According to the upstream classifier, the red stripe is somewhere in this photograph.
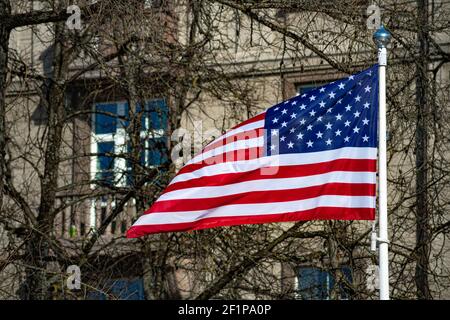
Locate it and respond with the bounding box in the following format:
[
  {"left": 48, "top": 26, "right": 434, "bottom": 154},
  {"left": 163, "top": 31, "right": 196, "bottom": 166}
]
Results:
[
  {"left": 166, "top": 159, "right": 376, "bottom": 194},
  {"left": 202, "top": 128, "right": 264, "bottom": 153},
  {"left": 179, "top": 147, "right": 264, "bottom": 175},
  {"left": 230, "top": 112, "right": 265, "bottom": 130},
  {"left": 148, "top": 183, "right": 375, "bottom": 213},
  {"left": 127, "top": 207, "right": 375, "bottom": 237}
]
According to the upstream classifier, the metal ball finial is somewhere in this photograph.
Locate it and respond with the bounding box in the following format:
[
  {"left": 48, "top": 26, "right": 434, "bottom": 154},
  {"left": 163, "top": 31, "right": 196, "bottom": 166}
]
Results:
[{"left": 373, "top": 25, "right": 391, "bottom": 48}]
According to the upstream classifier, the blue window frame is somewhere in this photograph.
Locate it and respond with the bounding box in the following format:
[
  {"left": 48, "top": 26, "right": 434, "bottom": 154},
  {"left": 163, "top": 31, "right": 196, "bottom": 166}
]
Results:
[{"left": 297, "top": 266, "right": 352, "bottom": 300}]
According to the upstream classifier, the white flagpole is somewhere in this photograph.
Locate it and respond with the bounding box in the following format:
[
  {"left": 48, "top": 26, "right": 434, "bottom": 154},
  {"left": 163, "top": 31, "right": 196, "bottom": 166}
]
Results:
[{"left": 373, "top": 25, "right": 391, "bottom": 300}]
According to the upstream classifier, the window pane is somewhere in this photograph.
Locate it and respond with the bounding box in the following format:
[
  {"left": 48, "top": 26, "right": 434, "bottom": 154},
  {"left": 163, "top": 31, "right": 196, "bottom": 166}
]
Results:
[
  {"left": 297, "top": 83, "right": 326, "bottom": 95},
  {"left": 148, "top": 137, "right": 168, "bottom": 165},
  {"left": 126, "top": 140, "right": 146, "bottom": 168},
  {"left": 146, "top": 99, "right": 168, "bottom": 130},
  {"left": 97, "top": 141, "right": 115, "bottom": 183},
  {"left": 95, "top": 103, "right": 117, "bottom": 134},
  {"left": 122, "top": 101, "right": 167, "bottom": 130},
  {"left": 297, "top": 266, "right": 353, "bottom": 300},
  {"left": 87, "top": 278, "right": 145, "bottom": 300},
  {"left": 298, "top": 267, "right": 324, "bottom": 300},
  {"left": 339, "top": 267, "right": 353, "bottom": 299}
]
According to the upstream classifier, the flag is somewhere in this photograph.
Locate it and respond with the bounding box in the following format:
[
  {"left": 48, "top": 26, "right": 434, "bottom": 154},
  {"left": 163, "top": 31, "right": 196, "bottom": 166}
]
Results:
[{"left": 127, "top": 65, "right": 379, "bottom": 238}]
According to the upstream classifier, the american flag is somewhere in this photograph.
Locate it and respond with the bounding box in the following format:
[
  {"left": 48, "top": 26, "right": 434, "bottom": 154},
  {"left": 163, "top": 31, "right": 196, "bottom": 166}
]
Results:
[{"left": 127, "top": 65, "right": 378, "bottom": 238}]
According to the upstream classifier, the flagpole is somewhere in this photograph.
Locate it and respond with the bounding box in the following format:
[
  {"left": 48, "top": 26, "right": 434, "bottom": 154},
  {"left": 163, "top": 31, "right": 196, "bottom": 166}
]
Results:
[{"left": 373, "top": 25, "right": 391, "bottom": 300}]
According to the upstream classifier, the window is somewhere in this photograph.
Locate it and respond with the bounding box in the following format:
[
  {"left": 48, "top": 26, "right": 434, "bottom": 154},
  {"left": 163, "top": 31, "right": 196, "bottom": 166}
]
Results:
[
  {"left": 296, "top": 83, "right": 326, "bottom": 95},
  {"left": 87, "top": 278, "right": 145, "bottom": 300},
  {"left": 90, "top": 99, "right": 168, "bottom": 230},
  {"left": 91, "top": 99, "right": 168, "bottom": 188},
  {"left": 296, "top": 266, "right": 352, "bottom": 300}
]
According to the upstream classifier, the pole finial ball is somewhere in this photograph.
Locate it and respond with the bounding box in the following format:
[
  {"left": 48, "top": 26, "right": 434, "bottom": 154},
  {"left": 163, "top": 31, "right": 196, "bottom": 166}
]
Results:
[{"left": 373, "top": 25, "right": 391, "bottom": 48}]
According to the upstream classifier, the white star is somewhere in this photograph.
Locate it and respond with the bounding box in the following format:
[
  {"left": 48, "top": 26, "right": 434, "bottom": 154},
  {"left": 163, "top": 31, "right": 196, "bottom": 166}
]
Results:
[
  {"left": 291, "top": 101, "right": 297, "bottom": 106},
  {"left": 319, "top": 101, "right": 326, "bottom": 108},
  {"left": 271, "top": 129, "right": 278, "bottom": 136},
  {"left": 353, "top": 111, "right": 361, "bottom": 118},
  {"left": 362, "top": 135, "right": 369, "bottom": 142},
  {"left": 299, "top": 104, "right": 306, "bottom": 110},
  {"left": 338, "top": 83, "right": 345, "bottom": 90},
  {"left": 281, "top": 122, "right": 287, "bottom": 127},
  {"left": 325, "top": 139, "right": 332, "bottom": 146},
  {"left": 355, "top": 95, "right": 361, "bottom": 102},
  {"left": 362, "top": 118, "right": 369, "bottom": 125},
  {"left": 368, "top": 70, "right": 373, "bottom": 76},
  {"left": 319, "top": 87, "right": 325, "bottom": 93},
  {"left": 309, "top": 109, "right": 316, "bottom": 117},
  {"left": 307, "top": 124, "right": 313, "bottom": 131},
  {"left": 273, "top": 117, "right": 279, "bottom": 124},
  {"left": 287, "top": 141, "right": 294, "bottom": 148},
  {"left": 281, "top": 109, "right": 288, "bottom": 115},
  {"left": 328, "top": 92, "right": 336, "bottom": 99},
  {"left": 284, "top": 100, "right": 289, "bottom": 104},
  {"left": 316, "top": 131, "right": 323, "bottom": 139},
  {"left": 300, "top": 118, "right": 306, "bottom": 125},
  {"left": 325, "top": 122, "right": 332, "bottom": 130},
  {"left": 364, "top": 85, "right": 371, "bottom": 93},
  {"left": 335, "top": 129, "right": 342, "bottom": 136},
  {"left": 347, "top": 90, "right": 353, "bottom": 95},
  {"left": 289, "top": 128, "right": 295, "bottom": 133},
  {"left": 363, "top": 102, "right": 370, "bottom": 109},
  {"left": 348, "top": 75, "right": 355, "bottom": 81},
  {"left": 290, "top": 112, "right": 297, "bottom": 119},
  {"left": 306, "top": 140, "right": 314, "bottom": 148},
  {"left": 344, "top": 120, "right": 351, "bottom": 127},
  {"left": 297, "top": 133, "right": 303, "bottom": 140},
  {"left": 337, "top": 99, "right": 343, "bottom": 104},
  {"left": 344, "top": 136, "right": 350, "bottom": 142},
  {"left": 280, "top": 136, "right": 286, "bottom": 142},
  {"left": 327, "top": 107, "right": 333, "bottom": 113},
  {"left": 358, "top": 81, "right": 363, "bottom": 86},
  {"left": 317, "top": 116, "right": 323, "bottom": 122},
  {"left": 345, "top": 104, "right": 352, "bottom": 112},
  {"left": 309, "top": 95, "right": 316, "bottom": 101},
  {"left": 270, "top": 144, "right": 276, "bottom": 151},
  {"left": 353, "top": 126, "right": 360, "bottom": 133},
  {"left": 274, "top": 107, "right": 279, "bottom": 111},
  {"left": 301, "top": 93, "right": 307, "bottom": 98},
  {"left": 336, "top": 113, "right": 343, "bottom": 121}
]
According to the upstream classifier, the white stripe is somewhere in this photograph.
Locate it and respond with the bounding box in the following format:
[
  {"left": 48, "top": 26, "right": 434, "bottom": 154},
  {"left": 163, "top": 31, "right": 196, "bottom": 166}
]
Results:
[
  {"left": 132, "top": 195, "right": 376, "bottom": 226},
  {"left": 203, "top": 120, "right": 264, "bottom": 150},
  {"left": 172, "top": 147, "right": 377, "bottom": 185},
  {"left": 188, "top": 136, "right": 264, "bottom": 165},
  {"left": 160, "top": 171, "right": 376, "bottom": 201}
]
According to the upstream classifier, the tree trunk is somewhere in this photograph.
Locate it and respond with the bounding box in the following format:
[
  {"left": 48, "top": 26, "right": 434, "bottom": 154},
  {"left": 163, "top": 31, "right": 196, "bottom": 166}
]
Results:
[
  {"left": 22, "top": 9, "right": 69, "bottom": 299},
  {"left": 0, "top": 0, "right": 11, "bottom": 225},
  {"left": 415, "top": 0, "right": 432, "bottom": 300}
]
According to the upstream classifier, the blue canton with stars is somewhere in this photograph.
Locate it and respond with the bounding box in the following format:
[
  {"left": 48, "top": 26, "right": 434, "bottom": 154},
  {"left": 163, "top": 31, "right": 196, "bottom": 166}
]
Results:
[{"left": 265, "top": 65, "right": 379, "bottom": 155}]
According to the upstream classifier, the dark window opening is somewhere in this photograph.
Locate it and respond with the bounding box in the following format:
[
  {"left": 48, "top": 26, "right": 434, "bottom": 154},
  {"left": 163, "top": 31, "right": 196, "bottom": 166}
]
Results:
[{"left": 297, "top": 266, "right": 352, "bottom": 300}]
